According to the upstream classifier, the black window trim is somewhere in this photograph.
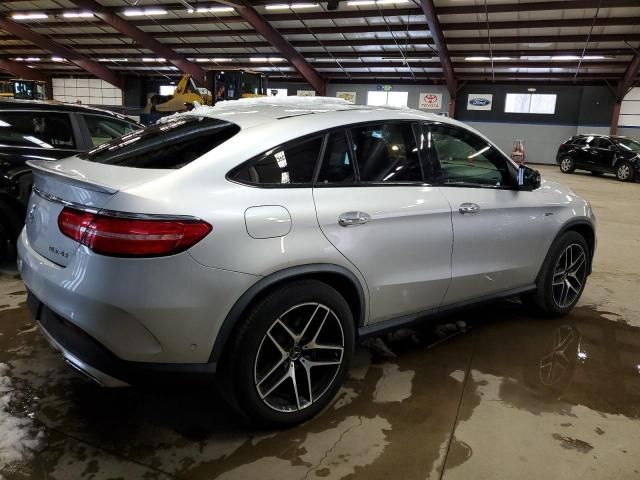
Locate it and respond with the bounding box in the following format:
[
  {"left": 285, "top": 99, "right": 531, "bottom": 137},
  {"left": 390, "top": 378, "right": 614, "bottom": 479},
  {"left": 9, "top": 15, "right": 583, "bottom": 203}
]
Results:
[
  {"left": 226, "top": 131, "right": 327, "bottom": 188},
  {"left": 313, "top": 120, "right": 434, "bottom": 188},
  {"left": 423, "top": 121, "right": 520, "bottom": 191},
  {"left": 227, "top": 119, "right": 435, "bottom": 189}
]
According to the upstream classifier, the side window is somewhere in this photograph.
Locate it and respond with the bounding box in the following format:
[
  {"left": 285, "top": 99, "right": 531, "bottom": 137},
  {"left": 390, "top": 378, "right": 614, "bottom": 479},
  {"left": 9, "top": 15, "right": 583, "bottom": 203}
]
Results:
[
  {"left": 429, "top": 124, "right": 514, "bottom": 188},
  {"left": 592, "top": 138, "right": 612, "bottom": 149},
  {"left": 316, "top": 131, "right": 356, "bottom": 184},
  {"left": 572, "top": 137, "right": 587, "bottom": 146},
  {"left": 349, "top": 123, "right": 423, "bottom": 183},
  {"left": 84, "top": 115, "right": 138, "bottom": 147},
  {"left": 230, "top": 136, "right": 323, "bottom": 185},
  {"left": 0, "top": 111, "right": 76, "bottom": 149}
]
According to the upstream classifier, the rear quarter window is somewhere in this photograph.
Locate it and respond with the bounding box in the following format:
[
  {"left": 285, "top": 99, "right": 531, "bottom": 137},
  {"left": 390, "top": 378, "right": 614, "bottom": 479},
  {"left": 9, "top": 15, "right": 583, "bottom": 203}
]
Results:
[{"left": 78, "top": 116, "right": 240, "bottom": 169}]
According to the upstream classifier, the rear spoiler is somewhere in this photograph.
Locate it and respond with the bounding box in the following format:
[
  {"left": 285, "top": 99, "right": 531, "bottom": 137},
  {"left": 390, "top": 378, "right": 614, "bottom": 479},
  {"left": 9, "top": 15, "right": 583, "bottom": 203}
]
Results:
[{"left": 27, "top": 160, "right": 119, "bottom": 195}]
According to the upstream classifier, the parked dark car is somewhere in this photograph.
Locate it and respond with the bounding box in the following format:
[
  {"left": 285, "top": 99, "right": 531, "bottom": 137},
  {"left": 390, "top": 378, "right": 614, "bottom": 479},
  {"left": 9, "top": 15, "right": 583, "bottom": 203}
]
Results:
[
  {"left": 556, "top": 134, "right": 640, "bottom": 182},
  {"left": 0, "top": 100, "right": 141, "bottom": 259}
]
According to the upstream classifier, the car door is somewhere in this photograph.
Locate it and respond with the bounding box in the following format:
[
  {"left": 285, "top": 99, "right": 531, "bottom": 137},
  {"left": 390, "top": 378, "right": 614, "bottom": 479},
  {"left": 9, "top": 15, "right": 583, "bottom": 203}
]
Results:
[
  {"left": 313, "top": 123, "right": 453, "bottom": 324},
  {"left": 425, "top": 122, "right": 548, "bottom": 306},
  {"left": 589, "top": 137, "right": 615, "bottom": 172}
]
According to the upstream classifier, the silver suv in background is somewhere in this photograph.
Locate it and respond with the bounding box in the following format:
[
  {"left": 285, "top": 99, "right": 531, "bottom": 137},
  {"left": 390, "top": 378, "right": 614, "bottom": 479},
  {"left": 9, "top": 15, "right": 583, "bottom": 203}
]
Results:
[{"left": 18, "top": 98, "right": 596, "bottom": 426}]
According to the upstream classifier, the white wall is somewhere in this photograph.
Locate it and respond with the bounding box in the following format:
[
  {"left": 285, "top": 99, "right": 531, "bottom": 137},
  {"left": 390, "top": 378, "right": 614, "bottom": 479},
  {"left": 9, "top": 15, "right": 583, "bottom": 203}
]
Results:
[
  {"left": 619, "top": 87, "right": 640, "bottom": 127},
  {"left": 52, "top": 78, "right": 122, "bottom": 106}
]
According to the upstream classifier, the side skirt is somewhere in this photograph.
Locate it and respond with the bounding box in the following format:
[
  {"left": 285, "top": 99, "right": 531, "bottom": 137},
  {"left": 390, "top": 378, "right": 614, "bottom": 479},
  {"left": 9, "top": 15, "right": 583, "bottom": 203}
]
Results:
[{"left": 358, "top": 284, "right": 536, "bottom": 338}]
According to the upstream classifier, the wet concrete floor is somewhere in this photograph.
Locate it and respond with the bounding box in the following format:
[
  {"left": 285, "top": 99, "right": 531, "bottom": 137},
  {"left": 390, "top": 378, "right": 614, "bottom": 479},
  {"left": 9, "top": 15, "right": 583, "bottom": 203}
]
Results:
[{"left": 0, "top": 165, "right": 639, "bottom": 479}]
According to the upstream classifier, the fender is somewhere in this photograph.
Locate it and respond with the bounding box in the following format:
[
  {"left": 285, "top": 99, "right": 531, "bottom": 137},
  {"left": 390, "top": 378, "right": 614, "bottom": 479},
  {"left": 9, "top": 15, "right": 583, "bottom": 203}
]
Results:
[
  {"left": 545, "top": 218, "right": 596, "bottom": 276},
  {"left": 208, "top": 263, "right": 367, "bottom": 364}
]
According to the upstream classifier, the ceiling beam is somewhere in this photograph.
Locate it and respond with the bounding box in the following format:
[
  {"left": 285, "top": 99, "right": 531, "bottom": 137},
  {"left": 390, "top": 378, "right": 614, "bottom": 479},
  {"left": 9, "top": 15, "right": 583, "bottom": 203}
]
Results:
[
  {"left": 0, "top": 49, "right": 634, "bottom": 61},
  {"left": 0, "top": 17, "right": 123, "bottom": 88},
  {"left": 0, "top": 57, "right": 48, "bottom": 81},
  {"left": 218, "top": 2, "right": 325, "bottom": 95},
  {"left": 3, "top": 34, "right": 640, "bottom": 52},
  {"left": 70, "top": 0, "right": 206, "bottom": 86},
  {"left": 616, "top": 52, "right": 640, "bottom": 101},
  {"left": 5, "top": 0, "right": 637, "bottom": 18},
  {"left": 3, "top": 15, "right": 640, "bottom": 43},
  {"left": 420, "top": 0, "right": 456, "bottom": 99},
  {"left": 437, "top": 0, "right": 637, "bottom": 14}
]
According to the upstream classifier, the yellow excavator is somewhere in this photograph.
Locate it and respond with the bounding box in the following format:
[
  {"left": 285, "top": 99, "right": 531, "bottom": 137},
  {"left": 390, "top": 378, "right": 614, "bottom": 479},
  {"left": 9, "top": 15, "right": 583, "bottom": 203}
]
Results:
[
  {"left": 142, "top": 69, "right": 267, "bottom": 124},
  {"left": 0, "top": 79, "right": 47, "bottom": 100}
]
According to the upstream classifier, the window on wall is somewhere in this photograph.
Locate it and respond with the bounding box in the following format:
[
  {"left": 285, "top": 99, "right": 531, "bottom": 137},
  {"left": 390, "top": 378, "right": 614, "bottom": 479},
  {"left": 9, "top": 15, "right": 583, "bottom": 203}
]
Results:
[
  {"left": 159, "top": 85, "right": 175, "bottom": 96},
  {"left": 366, "top": 91, "right": 409, "bottom": 107},
  {"left": 505, "top": 93, "right": 557, "bottom": 114}
]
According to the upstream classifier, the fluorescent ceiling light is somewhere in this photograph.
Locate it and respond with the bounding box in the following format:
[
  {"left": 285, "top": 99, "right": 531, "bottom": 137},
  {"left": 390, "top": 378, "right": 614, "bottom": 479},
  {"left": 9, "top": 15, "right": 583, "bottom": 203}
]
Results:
[
  {"left": 212, "top": 58, "right": 232, "bottom": 62},
  {"left": 190, "top": 6, "right": 235, "bottom": 13},
  {"left": 123, "top": 8, "right": 168, "bottom": 16},
  {"left": 347, "top": 0, "right": 409, "bottom": 6},
  {"left": 265, "top": 3, "right": 319, "bottom": 9},
  {"left": 63, "top": 11, "right": 94, "bottom": 18},
  {"left": 12, "top": 12, "right": 48, "bottom": 20},
  {"left": 98, "top": 58, "right": 128, "bottom": 62},
  {"left": 551, "top": 55, "right": 605, "bottom": 60},
  {"left": 51, "top": 56, "right": 65, "bottom": 62},
  {"left": 26, "top": 57, "right": 41, "bottom": 61},
  {"left": 465, "top": 56, "right": 511, "bottom": 61},
  {"left": 142, "top": 57, "right": 166, "bottom": 62},
  {"left": 250, "top": 57, "right": 284, "bottom": 62}
]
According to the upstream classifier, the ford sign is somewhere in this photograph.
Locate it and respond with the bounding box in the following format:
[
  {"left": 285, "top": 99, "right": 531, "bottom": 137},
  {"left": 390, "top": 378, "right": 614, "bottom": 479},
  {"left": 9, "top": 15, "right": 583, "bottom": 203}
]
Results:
[{"left": 470, "top": 98, "right": 491, "bottom": 106}]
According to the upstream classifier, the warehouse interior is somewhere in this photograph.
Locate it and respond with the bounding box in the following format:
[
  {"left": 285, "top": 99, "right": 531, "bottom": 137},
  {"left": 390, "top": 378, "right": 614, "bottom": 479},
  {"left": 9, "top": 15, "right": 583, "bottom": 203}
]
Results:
[{"left": 1, "top": 0, "right": 640, "bottom": 479}]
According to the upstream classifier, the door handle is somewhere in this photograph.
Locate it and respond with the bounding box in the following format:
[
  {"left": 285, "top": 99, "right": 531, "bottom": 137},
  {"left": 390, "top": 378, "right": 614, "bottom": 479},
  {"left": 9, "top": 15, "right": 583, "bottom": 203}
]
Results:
[
  {"left": 458, "top": 203, "right": 480, "bottom": 215},
  {"left": 338, "top": 211, "right": 371, "bottom": 227}
]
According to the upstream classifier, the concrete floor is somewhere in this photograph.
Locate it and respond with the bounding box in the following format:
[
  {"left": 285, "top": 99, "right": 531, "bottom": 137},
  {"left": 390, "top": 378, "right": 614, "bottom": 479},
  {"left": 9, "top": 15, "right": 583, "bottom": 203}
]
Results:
[{"left": 0, "top": 164, "right": 639, "bottom": 479}]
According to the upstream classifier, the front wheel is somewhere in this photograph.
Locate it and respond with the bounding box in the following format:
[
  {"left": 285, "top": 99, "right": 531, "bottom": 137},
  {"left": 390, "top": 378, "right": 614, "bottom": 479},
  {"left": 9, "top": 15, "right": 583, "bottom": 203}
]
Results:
[
  {"left": 615, "top": 161, "right": 635, "bottom": 182},
  {"left": 221, "top": 280, "right": 355, "bottom": 427},
  {"left": 559, "top": 157, "right": 575, "bottom": 174},
  {"left": 532, "top": 231, "right": 589, "bottom": 316}
]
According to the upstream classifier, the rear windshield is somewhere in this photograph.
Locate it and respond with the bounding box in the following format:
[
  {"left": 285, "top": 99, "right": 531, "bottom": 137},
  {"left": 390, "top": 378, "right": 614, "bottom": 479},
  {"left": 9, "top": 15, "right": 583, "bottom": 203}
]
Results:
[{"left": 78, "top": 116, "right": 240, "bottom": 169}]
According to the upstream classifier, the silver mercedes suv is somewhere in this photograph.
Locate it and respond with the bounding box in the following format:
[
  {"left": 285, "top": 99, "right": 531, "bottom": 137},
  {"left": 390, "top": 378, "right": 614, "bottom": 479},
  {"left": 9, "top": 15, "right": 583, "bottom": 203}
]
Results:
[{"left": 18, "top": 98, "right": 596, "bottom": 426}]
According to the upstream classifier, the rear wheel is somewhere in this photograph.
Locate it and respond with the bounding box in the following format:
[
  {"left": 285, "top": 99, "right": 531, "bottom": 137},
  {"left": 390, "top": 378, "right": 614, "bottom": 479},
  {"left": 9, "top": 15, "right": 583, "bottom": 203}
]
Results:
[
  {"left": 221, "top": 280, "right": 355, "bottom": 427},
  {"left": 532, "top": 231, "right": 589, "bottom": 316},
  {"left": 559, "top": 157, "right": 575, "bottom": 174},
  {"left": 615, "top": 161, "right": 635, "bottom": 182}
]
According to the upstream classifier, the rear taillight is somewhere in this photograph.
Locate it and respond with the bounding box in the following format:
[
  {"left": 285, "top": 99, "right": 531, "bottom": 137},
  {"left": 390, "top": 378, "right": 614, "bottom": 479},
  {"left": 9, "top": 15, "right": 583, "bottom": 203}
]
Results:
[{"left": 58, "top": 207, "right": 212, "bottom": 257}]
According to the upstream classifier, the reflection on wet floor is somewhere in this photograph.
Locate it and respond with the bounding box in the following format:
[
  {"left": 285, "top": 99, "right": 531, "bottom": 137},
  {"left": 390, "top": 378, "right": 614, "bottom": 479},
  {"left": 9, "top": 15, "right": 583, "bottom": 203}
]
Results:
[{"left": 1, "top": 273, "right": 639, "bottom": 479}]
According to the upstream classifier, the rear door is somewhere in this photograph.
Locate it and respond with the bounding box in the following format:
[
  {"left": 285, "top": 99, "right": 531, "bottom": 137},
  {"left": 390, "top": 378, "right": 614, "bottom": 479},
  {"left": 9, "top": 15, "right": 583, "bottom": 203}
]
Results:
[
  {"left": 425, "top": 122, "right": 547, "bottom": 305},
  {"left": 589, "top": 137, "right": 615, "bottom": 172},
  {"left": 313, "top": 122, "right": 453, "bottom": 324}
]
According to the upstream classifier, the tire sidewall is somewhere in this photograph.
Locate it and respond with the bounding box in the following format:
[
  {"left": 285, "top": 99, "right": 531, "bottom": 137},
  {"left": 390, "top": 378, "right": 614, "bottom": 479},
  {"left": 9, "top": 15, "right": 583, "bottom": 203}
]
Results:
[{"left": 230, "top": 280, "right": 355, "bottom": 427}]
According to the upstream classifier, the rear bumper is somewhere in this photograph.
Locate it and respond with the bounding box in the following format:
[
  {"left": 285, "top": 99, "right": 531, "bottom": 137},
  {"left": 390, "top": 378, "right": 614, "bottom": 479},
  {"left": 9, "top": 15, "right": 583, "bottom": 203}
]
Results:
[{"left": 28, "top": 292, "right": 217, "bottom": 386}]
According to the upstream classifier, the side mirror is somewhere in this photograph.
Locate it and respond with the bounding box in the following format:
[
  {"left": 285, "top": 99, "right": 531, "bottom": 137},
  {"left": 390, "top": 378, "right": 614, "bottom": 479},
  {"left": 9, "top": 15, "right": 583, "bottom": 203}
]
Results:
[{"left": 517, "top": 165, "right": 541, "bottom": 190}]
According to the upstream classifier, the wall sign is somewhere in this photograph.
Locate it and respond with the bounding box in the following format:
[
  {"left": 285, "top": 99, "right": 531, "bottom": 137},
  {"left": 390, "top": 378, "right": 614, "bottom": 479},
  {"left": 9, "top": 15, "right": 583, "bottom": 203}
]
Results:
[
  {"left": 336, "top": 91, "right": 357, "bottom": 103},
  {"left": 418, "top": 92, "right": 443, "bottom": 110},
  {"left": 297, "top": 90, "right": 315, "bottom": 96},
  {"left": 467, "top": 94, "right": 493, "bottom": 111},
  {"left": 376, "top": 84, "right": 393, "bottom": 91}
]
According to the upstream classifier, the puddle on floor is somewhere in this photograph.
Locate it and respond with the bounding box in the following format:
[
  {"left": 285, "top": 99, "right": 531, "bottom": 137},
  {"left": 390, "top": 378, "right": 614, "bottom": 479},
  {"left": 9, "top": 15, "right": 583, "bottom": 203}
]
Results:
[{"left": 0, "top": 272, "right": 639, "bottom": 479}]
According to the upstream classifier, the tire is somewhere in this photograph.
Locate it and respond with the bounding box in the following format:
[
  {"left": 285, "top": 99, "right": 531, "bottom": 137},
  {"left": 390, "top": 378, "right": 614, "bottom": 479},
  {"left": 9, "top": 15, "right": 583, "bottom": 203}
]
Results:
[
  {"left": 531, "top": 231, "right": 589, "bottom": 317},
  {"left": 220, "top": 279, "right": 355, "bottom": 427},
  {"left": 559, "top": 157, "right": 575, "bottom": 174},
  {"left": 590, "top": 171, "right": 604, "bottom": 176},
  {"left": 615, "top": 161, "right": 635, "bottom": 182}
]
